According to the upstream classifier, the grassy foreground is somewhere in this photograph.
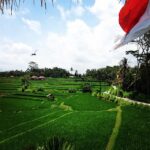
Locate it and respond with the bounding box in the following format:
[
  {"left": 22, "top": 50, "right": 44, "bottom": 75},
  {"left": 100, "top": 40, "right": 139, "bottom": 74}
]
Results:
[{"left": 0, "top": 77, "right": 149, "bottom": 150}]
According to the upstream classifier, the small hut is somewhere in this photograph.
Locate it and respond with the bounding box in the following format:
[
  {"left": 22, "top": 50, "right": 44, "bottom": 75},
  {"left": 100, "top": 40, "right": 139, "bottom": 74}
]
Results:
[
  {"left": 38, "top": 76, "right": 46, "bottom": 80},
  {"left": 31, "top": 76, "right": 38, "bottom": 80}
]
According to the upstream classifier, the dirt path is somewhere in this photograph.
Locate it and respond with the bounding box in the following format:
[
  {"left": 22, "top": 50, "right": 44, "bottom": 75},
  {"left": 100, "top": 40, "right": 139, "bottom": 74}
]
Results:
[
  {"left": 120, "top": 97, "right": 150, "bottom": 106},
  {"left": 105, "top": 106, "right": 122, "bottom": 150}
]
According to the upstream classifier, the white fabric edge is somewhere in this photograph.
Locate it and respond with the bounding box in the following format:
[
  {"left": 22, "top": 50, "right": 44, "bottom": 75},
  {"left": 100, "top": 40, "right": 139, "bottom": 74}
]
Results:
[{"left": 114, "top": 0, "right": 150, "bottom": 49}]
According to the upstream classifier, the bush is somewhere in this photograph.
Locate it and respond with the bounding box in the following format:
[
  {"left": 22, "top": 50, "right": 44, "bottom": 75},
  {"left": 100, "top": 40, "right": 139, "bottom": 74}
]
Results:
[
  {"left": 37, "top": 87, "right": 44, "bottom": 92},
  {"left": 92, "top": 92, "right": 97, "bottom": 96},
  {"left": 109, "top": 86, "right": 124, "bottom": 97},
  {"left": 68, "top": 89, "right": 76, "bottom": 93},
  {"left": 128, "top": 91, "right": 137, "bottom": 99},
  {"left": 118, "top": 90, "right": 123, "bottom": 97},
  {"left": 32, "top": 89, "right": 36, "bottom": 93},
  {"left": 81, "top": 83, "right": 92, "bottom": 93},
  {"left": 47, "top": 94, "right": 55, "bottom": 101},
  {"left": 22, "top": 87, "right": 25, "bottom": 92},
  {"left": 123, "top": 91, "right": 130, "bottom": 98}
]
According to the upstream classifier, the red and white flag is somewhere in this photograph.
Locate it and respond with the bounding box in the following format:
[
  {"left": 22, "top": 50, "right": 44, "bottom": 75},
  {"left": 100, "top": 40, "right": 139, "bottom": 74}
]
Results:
[{"left": 115, "top": 0, "right": 150, "bottom": 49}]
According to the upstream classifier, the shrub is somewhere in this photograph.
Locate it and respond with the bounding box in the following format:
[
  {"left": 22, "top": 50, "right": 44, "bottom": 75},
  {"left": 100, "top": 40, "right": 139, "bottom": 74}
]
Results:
[
  {"left": 128, "top": 91, "right": 137, "bottom": 99},
  {"left": 32, "top": 89, "right": 36, "bottom": 93},
  {"left": 118, "top": 90, "right": 123, "bottom": 97},
  {"left": 81, "top": 83, "right": 92, "bottom": 93},
  {"left": 68, "top": 89, "right": 76, "bottom": 93},
  {"left": 47, "top": 94, "right": 55, "bottom": 101},
  {"left": 109, "top": 86, "right": 124, "bottom": 97},
  {"left": 37, "top": 87, "right": 44, "bottom": 92},
  {"left": 22, "top": 87, "right": 25, "bottom": 92},
  {"left": 92, "top": 92, "right": 97, "bottom": 96},
  {"left": 21, "top": 76, "right": 30, "bottom": 89},
  {"left": 123, "top": 91, "right": 130, "bottom": 98}
]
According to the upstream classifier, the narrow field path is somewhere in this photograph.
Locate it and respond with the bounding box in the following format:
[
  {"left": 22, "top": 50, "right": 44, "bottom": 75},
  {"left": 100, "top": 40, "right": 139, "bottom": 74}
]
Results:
[
  {"left": 120, "top": 97, "right": 150, "bottom": 106},
  {"left": 1, "top": 111, "right": 61, "bottom": 133},
  {"left": 74, "top": 109, "right": 115, "bottom": 113},
  {"left": 104, "top": 93, "right": 150, "bottom": 106},
  {"left": 105, "top": 106, "right": 122, "bottom": 150},
  {"left": 0, "top": 112, "right": 73, "bottom": 144}
]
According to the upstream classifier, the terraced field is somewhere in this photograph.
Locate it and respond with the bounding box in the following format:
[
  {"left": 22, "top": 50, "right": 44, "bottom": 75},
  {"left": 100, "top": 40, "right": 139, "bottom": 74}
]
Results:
[{"left": 0, "top": 77, "right": 150, "bottom": 150}]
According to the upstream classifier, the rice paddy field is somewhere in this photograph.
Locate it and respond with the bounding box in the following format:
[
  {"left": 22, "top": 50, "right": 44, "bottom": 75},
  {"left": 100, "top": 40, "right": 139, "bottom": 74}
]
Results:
[{"left": 0, "top": 77, "right": 150, "bottom": 150}]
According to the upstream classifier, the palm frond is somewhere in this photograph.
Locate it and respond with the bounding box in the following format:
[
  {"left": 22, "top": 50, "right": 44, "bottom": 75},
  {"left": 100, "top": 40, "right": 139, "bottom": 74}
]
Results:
[{"left": 0, "top": 0, "right": 54, "bottom": 13}]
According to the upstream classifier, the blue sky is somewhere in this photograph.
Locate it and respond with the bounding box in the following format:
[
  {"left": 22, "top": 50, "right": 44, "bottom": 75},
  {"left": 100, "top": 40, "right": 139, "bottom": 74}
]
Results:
[{"left": 0, "top": 0, "right": 136, "bottom": 73}]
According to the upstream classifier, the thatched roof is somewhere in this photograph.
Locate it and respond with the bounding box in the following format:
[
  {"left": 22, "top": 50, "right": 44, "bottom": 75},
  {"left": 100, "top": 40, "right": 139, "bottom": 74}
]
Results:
[
  {"left": 31, "top": 75, "right": 38, "bottom": 80},
  {"left": 39, "top": 76, "right": 45, "bottom": 79}
]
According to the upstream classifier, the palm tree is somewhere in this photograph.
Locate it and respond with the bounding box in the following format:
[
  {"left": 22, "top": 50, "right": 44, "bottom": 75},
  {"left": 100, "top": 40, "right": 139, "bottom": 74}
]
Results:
[
  {"left": 116, "top": 57, "right": 128, "bottom": 90},
  {"left": 0, "top": 0, "right": 54, "bottom": 13},
  {"left": 0, "top": 0, "right": 81, "bottom": 13},
  {"left": 126, "top": 31, "right": 150, "bottom": 95}
]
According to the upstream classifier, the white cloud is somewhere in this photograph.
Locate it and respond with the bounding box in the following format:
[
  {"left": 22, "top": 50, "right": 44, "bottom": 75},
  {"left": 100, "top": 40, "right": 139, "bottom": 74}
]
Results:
[
  {"left": 38, "top": 0, "right": 136, "bottom": 73},
  {"left": 89, "top": 0, "right": 122, "bottom": 19},
  {"left": 0, "top": 39, "right": 33, "bottom": 71},
  {"left": 20, "top": 8, "right": 30, "bottom": 15},
  {"left": 36, "top": 18, "right": 136, "bottom": 73},
  {"left": 57, "top": 5, "right": 85, "bottom": 20},
  {"left": 0, "top": 0, "right": 137, "bottom": 73},
  {"left": 22, "top": 17, "right": 41, "bottom": 34}
]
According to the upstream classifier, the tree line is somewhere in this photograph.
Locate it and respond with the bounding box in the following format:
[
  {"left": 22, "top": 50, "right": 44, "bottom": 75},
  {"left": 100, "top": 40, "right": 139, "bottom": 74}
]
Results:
[{"left": 0, "top": 67, "right": 70, "bottom": 78}]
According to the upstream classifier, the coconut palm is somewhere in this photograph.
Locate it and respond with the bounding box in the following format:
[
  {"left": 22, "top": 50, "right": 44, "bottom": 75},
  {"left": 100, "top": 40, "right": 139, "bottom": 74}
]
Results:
[
  {"left": 0, "top": 0, "right": 54, "bottom": 13},
  {"left": 116, "top": 57, "right": 129, "bottom": 90},
  {"left": 0, "top": 0, "right": 81, "bottom": 13}
]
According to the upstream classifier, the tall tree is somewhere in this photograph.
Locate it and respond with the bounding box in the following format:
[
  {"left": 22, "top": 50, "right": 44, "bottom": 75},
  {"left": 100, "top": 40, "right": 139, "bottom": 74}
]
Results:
[
  {"left": 28, "top": 61, "right": 38, "bottom": 71},
  {"left": 126, "top": 31, "right": 150, "bottom": 95},
  {"left": 116, "top": 57, "right": 129, "bottom": 90}
]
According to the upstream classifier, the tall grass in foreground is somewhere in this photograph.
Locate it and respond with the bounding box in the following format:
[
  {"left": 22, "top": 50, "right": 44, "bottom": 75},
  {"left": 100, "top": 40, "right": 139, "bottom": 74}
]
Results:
[{"left": 24, "top": 136, "right": 74, "bottom": 150}]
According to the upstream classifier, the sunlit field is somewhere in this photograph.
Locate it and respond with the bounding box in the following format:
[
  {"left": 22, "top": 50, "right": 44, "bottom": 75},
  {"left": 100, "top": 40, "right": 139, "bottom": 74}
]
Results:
[{"left": 0, "top": 77, "right": 150, "bottom": 150}]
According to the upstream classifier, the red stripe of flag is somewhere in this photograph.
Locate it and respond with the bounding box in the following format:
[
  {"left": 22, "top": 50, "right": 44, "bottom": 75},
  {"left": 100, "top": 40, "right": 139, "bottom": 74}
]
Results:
[{"left": 119, "top": 0, "right": 149, "bottom": 33}]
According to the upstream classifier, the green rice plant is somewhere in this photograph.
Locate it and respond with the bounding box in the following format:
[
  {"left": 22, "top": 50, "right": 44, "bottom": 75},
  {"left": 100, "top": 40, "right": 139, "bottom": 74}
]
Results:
[
  {"left": 23, "top": 144, "right": 37, "bottom": 150},
  {"left": 42, "top": 136, "right": 74, "bottom": 150},
  {"left": 23, "top": 137, "right": 74, "bottom": 150},
  {"left": 115, "top": 106, "right": 150, "bottom": 150},
  {"left": 59, "top": 102, "right": 73, "bottom": 111}
]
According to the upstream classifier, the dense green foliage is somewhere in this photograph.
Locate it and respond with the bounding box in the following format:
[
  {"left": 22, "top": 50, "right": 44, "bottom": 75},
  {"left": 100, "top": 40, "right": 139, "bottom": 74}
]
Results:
[
  {"left": 0, "top": 70, "right": 26, "bottom": 77},
  {"left": 126, "top": 31, "right": 150, "bottom": 95},
  {"left": 85, "top": 66, "right": 120, "bottom": 83},
  {"left": 0, "top": 67, "right": 70, "bottom": 78}
]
